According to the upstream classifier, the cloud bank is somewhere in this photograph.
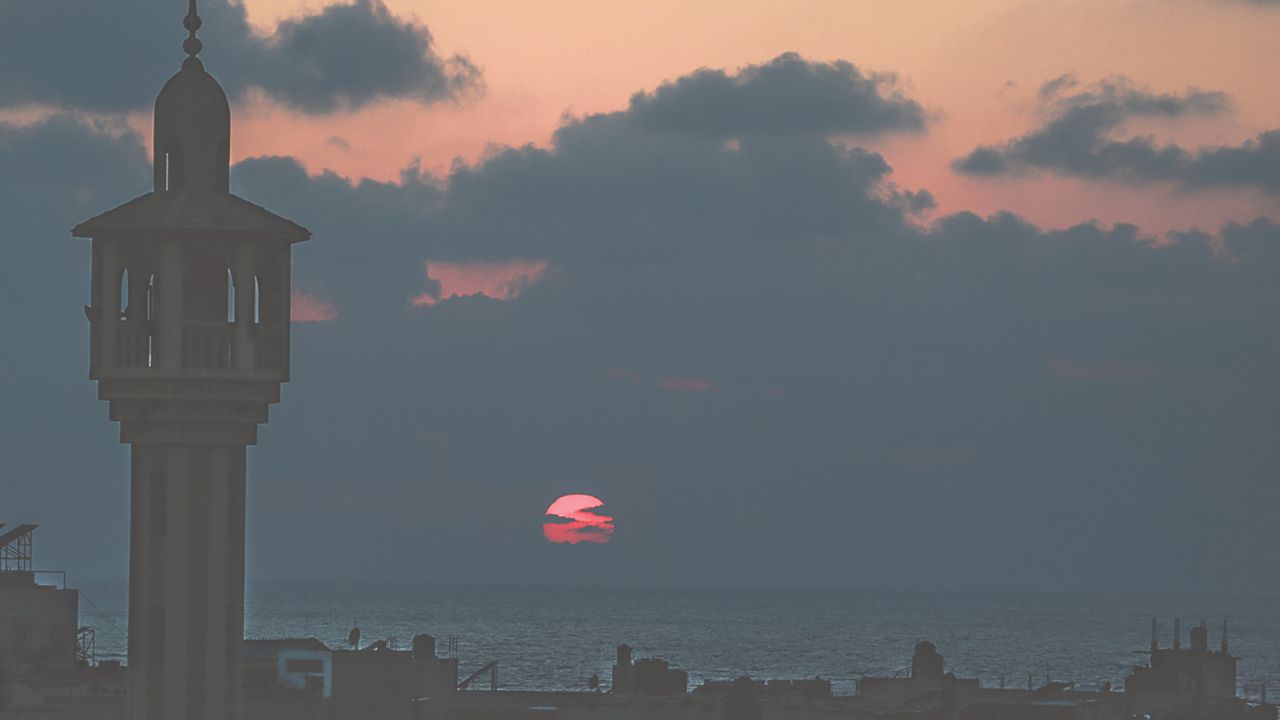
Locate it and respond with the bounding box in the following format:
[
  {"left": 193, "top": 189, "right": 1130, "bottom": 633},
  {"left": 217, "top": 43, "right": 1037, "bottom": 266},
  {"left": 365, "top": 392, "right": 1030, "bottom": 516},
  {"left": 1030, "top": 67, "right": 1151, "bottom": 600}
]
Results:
[
  {"left": 623, "top": 53, "right": 927, "bottom": 138},
  {"left": 0, "top": 0, "right": 480, "bottom": 114},
  {"left": 953, "top": 76, "right": 1279, "bottom": 194}
]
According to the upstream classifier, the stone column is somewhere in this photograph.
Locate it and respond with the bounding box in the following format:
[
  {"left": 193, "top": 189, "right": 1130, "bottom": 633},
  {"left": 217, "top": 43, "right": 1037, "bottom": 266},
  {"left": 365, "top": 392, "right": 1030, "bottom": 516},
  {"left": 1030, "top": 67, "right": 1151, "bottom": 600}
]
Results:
[
  {"left": 234, "top": 245, "right": 255, "bottom": 372},
  {"left": 100, "top": 241, "right": 120, "bottom": 372}
]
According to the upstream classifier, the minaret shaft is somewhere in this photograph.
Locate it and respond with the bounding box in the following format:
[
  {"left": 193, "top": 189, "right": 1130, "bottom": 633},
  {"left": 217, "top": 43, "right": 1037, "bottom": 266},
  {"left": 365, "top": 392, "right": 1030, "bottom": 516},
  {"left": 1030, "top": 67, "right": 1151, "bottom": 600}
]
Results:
[{"left": 127, "top": 444, "right": 246, "bottom": 720}]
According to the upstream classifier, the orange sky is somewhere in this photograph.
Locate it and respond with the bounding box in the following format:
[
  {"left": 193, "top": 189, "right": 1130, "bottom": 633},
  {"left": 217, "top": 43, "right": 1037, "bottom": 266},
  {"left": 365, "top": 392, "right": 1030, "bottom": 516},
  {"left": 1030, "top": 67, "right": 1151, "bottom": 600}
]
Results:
[{"left": 219, "top": 0, "right": 1278, "bottom": 234}]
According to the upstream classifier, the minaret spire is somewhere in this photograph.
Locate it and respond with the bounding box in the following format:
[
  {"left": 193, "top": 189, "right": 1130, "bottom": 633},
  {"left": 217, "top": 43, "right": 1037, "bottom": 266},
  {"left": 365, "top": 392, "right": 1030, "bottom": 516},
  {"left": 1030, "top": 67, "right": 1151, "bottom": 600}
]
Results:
[{"left": 182, "top": 0, "right": 204, "bottom": 68}]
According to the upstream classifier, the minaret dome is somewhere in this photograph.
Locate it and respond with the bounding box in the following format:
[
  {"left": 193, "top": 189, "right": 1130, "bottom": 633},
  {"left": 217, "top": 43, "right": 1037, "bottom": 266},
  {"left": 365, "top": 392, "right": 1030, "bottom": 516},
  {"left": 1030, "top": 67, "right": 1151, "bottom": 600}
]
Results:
[{"left": 153, "top": 0, "right": 231, "bottom": 194}]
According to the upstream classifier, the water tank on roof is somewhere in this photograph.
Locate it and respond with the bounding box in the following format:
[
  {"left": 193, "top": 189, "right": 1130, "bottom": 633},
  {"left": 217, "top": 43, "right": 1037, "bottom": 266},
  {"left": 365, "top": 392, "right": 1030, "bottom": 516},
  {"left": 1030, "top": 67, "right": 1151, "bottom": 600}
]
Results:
[{"left": 413, "top": 634, "right": 437, "bottom": 660}]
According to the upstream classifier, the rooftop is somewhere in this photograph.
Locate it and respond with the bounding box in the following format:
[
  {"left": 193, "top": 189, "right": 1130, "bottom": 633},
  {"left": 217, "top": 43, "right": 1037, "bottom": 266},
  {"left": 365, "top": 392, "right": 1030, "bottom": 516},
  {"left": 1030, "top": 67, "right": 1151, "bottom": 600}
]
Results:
[{"left": 72, "top": 192, "right": 310, "bottom": 242}]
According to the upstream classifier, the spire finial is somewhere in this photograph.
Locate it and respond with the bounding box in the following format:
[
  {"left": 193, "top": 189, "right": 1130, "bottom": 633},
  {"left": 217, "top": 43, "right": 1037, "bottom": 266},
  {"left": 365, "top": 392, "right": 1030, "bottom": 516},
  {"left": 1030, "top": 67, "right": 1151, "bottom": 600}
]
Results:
[{"left": 182, "top": 0, "right": 204, "bottom": 67}]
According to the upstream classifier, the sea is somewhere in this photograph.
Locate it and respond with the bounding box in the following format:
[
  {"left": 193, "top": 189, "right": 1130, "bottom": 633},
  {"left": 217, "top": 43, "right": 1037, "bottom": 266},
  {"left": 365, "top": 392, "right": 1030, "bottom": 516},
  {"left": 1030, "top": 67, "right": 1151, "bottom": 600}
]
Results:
[{"left": 74, "top": 581, "right": 1280, "bottom": 699}]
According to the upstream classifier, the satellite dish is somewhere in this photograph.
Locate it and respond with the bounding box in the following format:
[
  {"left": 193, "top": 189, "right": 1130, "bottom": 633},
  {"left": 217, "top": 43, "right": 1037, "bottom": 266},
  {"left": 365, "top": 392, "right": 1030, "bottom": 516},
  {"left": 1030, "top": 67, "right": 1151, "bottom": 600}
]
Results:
[{"left": 348, "top": 624, "right": 360, "bottom": 649}]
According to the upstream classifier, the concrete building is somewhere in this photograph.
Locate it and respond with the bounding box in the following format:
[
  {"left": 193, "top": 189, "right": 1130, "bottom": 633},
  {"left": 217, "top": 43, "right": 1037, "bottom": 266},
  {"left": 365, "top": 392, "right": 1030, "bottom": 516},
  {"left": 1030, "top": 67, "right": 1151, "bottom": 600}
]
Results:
[
  {"left": 242, "top": 639, "right": 332, "bottom": 699},
  {"left": 0, "top": 524, "right": 81, "bottom": 714},
  {"left": 70, "top": 1, "right": 309, "bottom": 718},
  {"left": 859, "top": 640, "right": 980, "bottom": 707},
  {"left": 330, "top": 634, "right": 460, "bottom": 720},
  {"left": 0, "top": 525, "right": 78, "bottom": 672},
  {"left": 1124, "top": 618, "right": 1248, "bottom": 716},
  {"left": 696, "top": 677, "right": 832, "bottom": 700},
  {"left": 611, "top": 645, "right": 689, "bottom": 696}
]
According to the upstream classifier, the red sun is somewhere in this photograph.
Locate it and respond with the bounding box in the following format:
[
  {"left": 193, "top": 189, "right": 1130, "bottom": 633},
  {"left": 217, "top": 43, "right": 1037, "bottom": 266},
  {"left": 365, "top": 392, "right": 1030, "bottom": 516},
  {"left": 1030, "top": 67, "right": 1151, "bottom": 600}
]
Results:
[{"left": 544, "top": 494, "right": 615, "bottom": 544}]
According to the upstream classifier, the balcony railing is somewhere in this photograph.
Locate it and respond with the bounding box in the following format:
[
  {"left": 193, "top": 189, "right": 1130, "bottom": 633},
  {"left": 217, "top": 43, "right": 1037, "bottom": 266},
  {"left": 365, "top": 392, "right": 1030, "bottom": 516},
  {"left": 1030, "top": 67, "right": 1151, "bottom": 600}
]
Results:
[
  {"left": 93, "top": 321, "right": 288, "bottom": 377},
  {"left": 254, "top": 327, "right": 287, "bottom": 373},
  {"left": 182, "top": 323, "right": 236, "bottom": 370},
  {"left": 115, "top": 321, "right": 152, "bottom": 369}
]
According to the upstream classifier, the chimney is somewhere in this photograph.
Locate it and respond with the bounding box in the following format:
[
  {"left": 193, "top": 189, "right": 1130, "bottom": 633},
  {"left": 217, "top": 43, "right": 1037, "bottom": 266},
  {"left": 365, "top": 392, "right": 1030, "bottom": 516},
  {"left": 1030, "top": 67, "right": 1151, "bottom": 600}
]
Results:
[
  {"left": 1221, "top": 619, "right": 1229, "bottom": 654},
  {"left": 1190, "top": 621, "right": 1208, "bottom": 652},
  {"left": 1173, "top": 618, "right": 1181, "bottom": 650},
  {"left": 1151, "top": 618, "right": 1158, "bottom": 654}
]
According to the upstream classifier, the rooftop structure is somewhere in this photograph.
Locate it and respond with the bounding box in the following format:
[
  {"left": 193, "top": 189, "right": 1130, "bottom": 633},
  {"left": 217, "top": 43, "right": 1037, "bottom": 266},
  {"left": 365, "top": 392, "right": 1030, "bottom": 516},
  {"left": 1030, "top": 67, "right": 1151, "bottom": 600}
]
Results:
[
  {"left": 0, "top": 523, "right": 36, "bottom": 574},
  {"left": 611, "top": 644, "right": 689, "bottom": 696},
  {"left": 0, "top": 523, "right": 82, "bottom": 714},
  {"left": 1127, "top": 618, "right": 1240, "bottom": 704}
]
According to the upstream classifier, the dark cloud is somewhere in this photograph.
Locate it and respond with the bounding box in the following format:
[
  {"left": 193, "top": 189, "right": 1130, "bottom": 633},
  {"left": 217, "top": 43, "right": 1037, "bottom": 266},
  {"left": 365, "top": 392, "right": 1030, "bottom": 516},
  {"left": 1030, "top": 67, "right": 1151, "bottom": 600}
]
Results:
[
  {"left": 249, "top": 0, "right": 480, "bottom": 113},
  {"left": 954, "top": 78, "right": 1227, "bottom": 179},
  {"left": 1037, "top": 74, "right": 1080, "bottom": 99},
  {"left": 0, "top": 0, "right": 480, "bottom": 114},
  {"left": 953, "top": 77, "right": 1279, "bottom": 193},
  {"left": 1183, "top": 129, "right": 1280, "bottom": 193},
  {"left": 622, "top": 53, "right": 925, "bottom": 138},
  {"left": 5, "top": 60, "right": 1280, "bottom": 593},
  {"left": 951, "top": 146, "right": 1008, "bottom": 175}
]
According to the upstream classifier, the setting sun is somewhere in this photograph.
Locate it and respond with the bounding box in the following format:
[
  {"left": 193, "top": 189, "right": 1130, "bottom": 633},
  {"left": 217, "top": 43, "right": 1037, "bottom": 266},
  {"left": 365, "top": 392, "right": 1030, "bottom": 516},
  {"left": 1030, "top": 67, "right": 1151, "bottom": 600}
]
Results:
[{"left": 544, "top": 494, "right": 615, "bottom": 545}]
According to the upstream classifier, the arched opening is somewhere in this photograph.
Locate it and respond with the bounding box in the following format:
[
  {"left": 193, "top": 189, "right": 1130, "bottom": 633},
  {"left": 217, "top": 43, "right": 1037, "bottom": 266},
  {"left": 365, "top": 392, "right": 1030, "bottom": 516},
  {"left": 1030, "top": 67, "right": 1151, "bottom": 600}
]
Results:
[
  {"left": 116, "top": 266, "right": 151, "bottom": 368},
  {"left": 146, "top": 273, "right": 158, "bottom": 322},
  {"left": 226, "top": 269, "right": 236, "bottom": 323},
  {"left": 119, "top": 268, "right": 130, "bottom": 319},
  {"left": 253, "top": 275, "right": 262, "bottom": 325}
]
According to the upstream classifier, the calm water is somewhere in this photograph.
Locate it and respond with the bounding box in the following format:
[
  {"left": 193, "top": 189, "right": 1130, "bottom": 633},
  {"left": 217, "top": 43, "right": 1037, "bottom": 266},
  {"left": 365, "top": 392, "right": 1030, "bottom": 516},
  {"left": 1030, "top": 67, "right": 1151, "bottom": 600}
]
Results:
[{"left": 74, "top": 581, "right": 1280, "bottom": 697}]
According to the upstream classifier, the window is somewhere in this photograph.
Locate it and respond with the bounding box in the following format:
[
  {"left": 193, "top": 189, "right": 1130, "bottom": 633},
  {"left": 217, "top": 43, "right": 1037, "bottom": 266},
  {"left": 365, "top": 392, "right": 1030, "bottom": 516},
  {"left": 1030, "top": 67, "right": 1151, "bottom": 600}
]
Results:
[
  {"left": 253, "top": 275, "right": 262, "bottom": 324},
  {"left": 226, "top": 269, "right": 236, "bottom": 323},
  {"left": 285, "top": 659, "right": 325, "bottom": 674},
  {"left": 146, "top": 273, "right": 158, "bottom": 321},
  {"left": 120, "top": 268, "right": 130, "bottom": 319}
]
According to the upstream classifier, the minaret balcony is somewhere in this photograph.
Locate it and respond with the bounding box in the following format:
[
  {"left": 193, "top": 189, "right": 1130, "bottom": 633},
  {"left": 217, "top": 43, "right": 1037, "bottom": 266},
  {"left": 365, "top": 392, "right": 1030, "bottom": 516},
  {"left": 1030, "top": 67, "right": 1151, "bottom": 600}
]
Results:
[{"left": 89, "top": 319, "right": 290, "bottom": 382}]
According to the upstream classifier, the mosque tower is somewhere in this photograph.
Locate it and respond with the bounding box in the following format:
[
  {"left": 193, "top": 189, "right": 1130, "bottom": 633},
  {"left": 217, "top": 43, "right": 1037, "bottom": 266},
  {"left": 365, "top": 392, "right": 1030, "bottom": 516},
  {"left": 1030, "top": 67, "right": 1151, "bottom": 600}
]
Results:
[{"left": 72, "top": 2, "right": 309, "bottom": 717}]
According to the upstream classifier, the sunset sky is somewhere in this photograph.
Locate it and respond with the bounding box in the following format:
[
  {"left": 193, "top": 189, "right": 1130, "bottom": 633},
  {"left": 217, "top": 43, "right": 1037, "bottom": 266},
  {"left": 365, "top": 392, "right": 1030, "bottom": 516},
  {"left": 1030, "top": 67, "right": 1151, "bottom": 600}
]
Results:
[
  {"left": 217, "top": 0, "right": 1278, "bottom": 232},
  {"left": 2, "top": 0, "right": 1278, "bottom": 592}
]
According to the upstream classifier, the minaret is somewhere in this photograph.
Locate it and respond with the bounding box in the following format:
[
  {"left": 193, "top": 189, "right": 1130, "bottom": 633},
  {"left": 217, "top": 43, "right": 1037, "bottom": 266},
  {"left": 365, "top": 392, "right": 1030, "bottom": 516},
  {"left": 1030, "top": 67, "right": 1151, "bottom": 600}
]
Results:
[{"left": 72, "top": 3, "right": 309, "bottom": 718}]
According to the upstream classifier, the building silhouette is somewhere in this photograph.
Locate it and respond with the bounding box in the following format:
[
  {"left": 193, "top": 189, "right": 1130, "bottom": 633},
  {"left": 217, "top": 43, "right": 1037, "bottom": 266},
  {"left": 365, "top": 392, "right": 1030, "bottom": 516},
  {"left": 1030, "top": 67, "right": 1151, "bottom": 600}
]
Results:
[{"left": 70, "top": 2, "right": 309, "bottom": 718}]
